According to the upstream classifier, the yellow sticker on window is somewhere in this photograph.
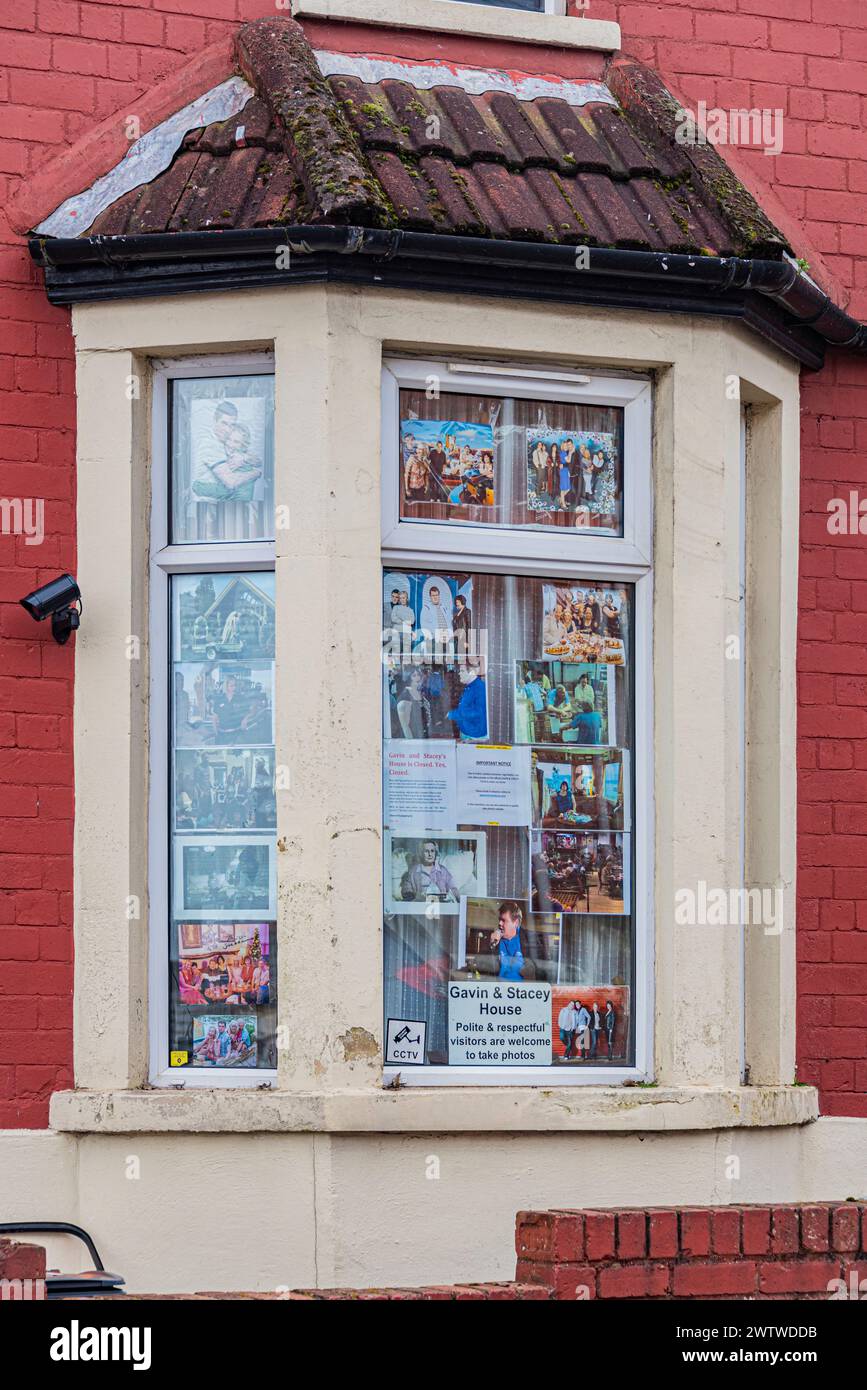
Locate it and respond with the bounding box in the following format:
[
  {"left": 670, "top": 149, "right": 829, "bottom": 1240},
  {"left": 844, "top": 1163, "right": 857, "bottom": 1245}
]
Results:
[{"left": 170, "top": 1051, "right": 188, "bottom": 1067}]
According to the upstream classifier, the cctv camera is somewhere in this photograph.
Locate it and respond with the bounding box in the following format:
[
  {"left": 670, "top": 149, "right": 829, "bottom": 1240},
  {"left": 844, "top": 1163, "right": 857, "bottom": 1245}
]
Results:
[{"left": 20, "top": 574, "right": 81, "bottom": 645}]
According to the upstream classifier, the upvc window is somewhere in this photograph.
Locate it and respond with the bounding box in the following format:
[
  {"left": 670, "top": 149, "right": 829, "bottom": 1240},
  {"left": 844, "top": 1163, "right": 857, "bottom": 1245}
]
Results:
[
  {"left": 446, "top": 0, "right": 565, "bottom": 12},
  {"left": 149, "top": 356, "right": 277, "bottom": 1086},
  {"left": 381, "top": 359, "right": 652, "bottom": 1084}
]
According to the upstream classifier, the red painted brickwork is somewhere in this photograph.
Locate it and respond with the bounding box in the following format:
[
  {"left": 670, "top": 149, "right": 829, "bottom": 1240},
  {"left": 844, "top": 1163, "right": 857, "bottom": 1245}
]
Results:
[
  {"left": 515, "top": 1205, "right": 867, "bottom": 1299},
  {"left": 209, "top": 1283, "right": 553, "bottom": 1301},
  {"left": 0, "top": 1236, "right": 46, "bottom": 1283},
  {"left": 581, "top": 3, "right": 867, "bottom": 1119},
  {"left": 0, "top": 3, "right": 866, "bottom": 1122}
]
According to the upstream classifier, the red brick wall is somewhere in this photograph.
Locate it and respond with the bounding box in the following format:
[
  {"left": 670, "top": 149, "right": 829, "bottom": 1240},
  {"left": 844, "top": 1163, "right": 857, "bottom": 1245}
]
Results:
[
  {"left": 581, "top": 0, "right": 867, "bottom": 1116},
  {"left": 0, "top": 0, "right": 282, "bottom": 1127},
  {"left": 1, "top": 2, "right": 865, "bottom": 1122},
  {"left": 0, "top": 1236, "right": 46, "bottom": 1300},
  {"left": 516, "top": 1205, "right": 867, "bottom": 1298}
]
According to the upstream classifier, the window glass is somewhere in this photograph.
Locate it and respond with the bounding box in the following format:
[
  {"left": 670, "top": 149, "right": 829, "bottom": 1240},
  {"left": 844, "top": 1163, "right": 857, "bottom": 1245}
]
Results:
[
  {"left": 382, "top": 569, "right": 634, "bottom": 1070},
  {"left": 170, "top": 375, "right": 275, "bottom": 543},
  {"left": 398, "top": 389, "right": 623, "bottom": 536},
  {"left": 169, "top": 571, "right": 277, "bottom": 1070},
  {"left": 451, "top": 0, "right": 546, "bottom": 9}
]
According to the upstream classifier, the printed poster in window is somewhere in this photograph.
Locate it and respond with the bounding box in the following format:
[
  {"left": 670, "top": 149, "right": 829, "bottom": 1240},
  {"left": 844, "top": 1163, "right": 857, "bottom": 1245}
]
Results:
[
  {"left": 384, "top": 830, "right": 486, "bottom": 916},
  {"left": 400, "top": 419, "right": 495, "bottom": 510},
  {"left": 526, "top": 429, "right": 620, "bottom": 527},
  {"left": 382, "top": 572, "right": 488, "bottom": 742},
  {"left": 191, "top": 1013, "right": 258, "bottom": 1067},
  {"left": 177, "top": 922, "right": 273, "bottom": 1009},
  {"left": 551, "top": 984, "right": 629, "bottom": 1065},
  {"left": 172, "top": 375, "right": 274, "bottom": 543},
  {"left": 529, "top": 747, "right": 628, "bottom": 831},
  {"left": 531, "top": 829, "right": 630, "bottom": 915},
  {"left": 173, "top": 835, "right": 277, "bottom": 920},
  {"left": 382, "top": 570, "right": 478, "bottom": 660},
  {"left": 173, "top": 663, "right": 274, "bottom": 750},
  {"left": 175, "top": 749, "right": 276, "bottom": 831},
  {"left": 456, "top": 896, "right": 561, "bottom": 984},
  {"left": 541, "top": 582, "right": 628, "bottom": 664},
  {"left": 383, "top": 741, "right": 457, "bottom": 833},
  {"left": 514, "top": 659, "right": 619, "bottom": 747},
  {"left": 173, "top": 572, "right": 275, "bottom": 664}
]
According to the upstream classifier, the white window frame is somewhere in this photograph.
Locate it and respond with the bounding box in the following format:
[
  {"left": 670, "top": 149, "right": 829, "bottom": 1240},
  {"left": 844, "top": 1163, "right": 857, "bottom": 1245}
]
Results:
[
  {"left": 381, "top": 357, "right": 654, "bottom": 1086},
  {"left": 382, "top": 360, "right": 652, "bottom": 568},
  {"left": 444, "top": 0, "right": 567, "bottom": 13},
  {"left": 148, "top": 352, "right": 277, "bottom": 1088}
]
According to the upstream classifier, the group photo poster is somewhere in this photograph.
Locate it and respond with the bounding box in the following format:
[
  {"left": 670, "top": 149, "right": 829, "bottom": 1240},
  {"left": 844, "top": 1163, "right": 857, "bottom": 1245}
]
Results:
[
  {"left": 191, "top": 1013, "right": 258, "bottom": 1068},
  {"left": 177, "top": 921, "right": 273, "bottom": 1009},
  {"left": 514, "top": 659, "right": 618, "bottom": 747},
  {"left": 541, "top": 582, "right": 628, "bottom": 665},
  {"left": 456, "top": 895, "right": 561, "bottom": 984},
  {"left": 531, "top": 829, "right": 630, "bottom": 915},
  {"left": 400, "top": 418, "right": 495, "bottom": 510},
  {"left": 383, "top": 572, "right": 488, "bottom": 746},
  {"left": 530, "top": 747, "right": 629, "bottom": 831},
  {"left": 526, "top": 428, "right": 620, "bottom": 526},
  {"left": 173, "top": 835, "right": 276, "bottom": 920},
  {"left": 385, "top": 830, "right": 486, "bottom": 915},
  {"left": 175, "top": 748, "right": 276, "bottom": 832},
  {"left": 382, "top": 570, "right": 477, "bottom": 659},
  {"left": 551, "top": 984, "right": 629, "bottom": 1065}
]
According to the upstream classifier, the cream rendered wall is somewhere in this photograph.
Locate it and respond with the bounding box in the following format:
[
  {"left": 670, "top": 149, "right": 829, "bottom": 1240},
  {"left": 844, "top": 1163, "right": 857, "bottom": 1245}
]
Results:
[
  {"left": 3, "top": 282, "right": 846, "bottom": 1293},
  {"left": 66, "top": 285, "right": 802, "bottom": 1109},
  {"left": 2, "top": 1121, "right": 867, "bottom": 1292}
]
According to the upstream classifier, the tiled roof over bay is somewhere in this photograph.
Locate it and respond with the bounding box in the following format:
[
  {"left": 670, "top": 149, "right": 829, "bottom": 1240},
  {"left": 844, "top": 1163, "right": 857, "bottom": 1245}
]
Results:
[{"left": 47, "top": 17, "right": 790, "bottom": 261}]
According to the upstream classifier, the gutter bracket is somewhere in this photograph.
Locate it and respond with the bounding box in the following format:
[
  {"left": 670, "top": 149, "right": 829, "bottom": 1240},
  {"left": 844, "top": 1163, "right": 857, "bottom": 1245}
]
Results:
[
  {"left": 91, "top": 235, "right": 129, "bottom": 272},
  {"left": 339, "top": 226, "right": 367, "bottom": 256},
  {"left": 377, "top": 230, "right": 404, "bottom": 262}
]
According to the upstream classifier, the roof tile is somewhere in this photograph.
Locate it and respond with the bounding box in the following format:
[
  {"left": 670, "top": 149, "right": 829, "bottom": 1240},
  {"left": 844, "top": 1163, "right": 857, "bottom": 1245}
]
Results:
[
  {"left": 528, "top": 99, "right": 617, "bottom": 174},
  {"left": 430, "top": 86, "right": 511, "bottom": 165},
  {"left": 417, "top": 155, "right": 487, "bottom": 236},
  {"left": 483, "top": 92, "right": 554, "bottom": 168},
  {"left": 53, "top": 20, "right": 789, "bottom": 262},
  {"left": 367, "top": 150, "right": 438, "bottom": 230}
]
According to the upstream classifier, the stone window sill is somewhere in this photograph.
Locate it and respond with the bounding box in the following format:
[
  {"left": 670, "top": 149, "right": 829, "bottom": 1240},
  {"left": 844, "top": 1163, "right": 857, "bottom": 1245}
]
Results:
[
  {"left": 291, "top": 0, "right": 621, "bottom": 52},
  {"left": 49, "top": 1085, "right": 818, "bottom": 1135}
]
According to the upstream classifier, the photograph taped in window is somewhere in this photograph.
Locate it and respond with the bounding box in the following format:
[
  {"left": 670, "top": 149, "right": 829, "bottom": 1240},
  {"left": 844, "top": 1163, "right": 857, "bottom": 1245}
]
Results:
[
  {"left": 398, "top": 388, "right": 623, "bottom": 535},
  {"left": 450, "top": 0, "right": 548, "bottom": 12},
  {"left": 382, "top": 566, "right": 635, "bottom": 1069},
  {"left": 170, "top": 374, "right": 275, "bottom": 543},
  {"left": 169, "top": 572, "right": 277, "bottom": 1071},
  {"left": 515, "top": 658, "right": 625, "bottom": 746}
]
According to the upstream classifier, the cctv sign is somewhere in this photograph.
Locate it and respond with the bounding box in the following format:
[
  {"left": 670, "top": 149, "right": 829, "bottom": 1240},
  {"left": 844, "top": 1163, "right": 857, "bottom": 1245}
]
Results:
[{"left": 385, "top": 1018, "right": 427, "bottom": 1066}]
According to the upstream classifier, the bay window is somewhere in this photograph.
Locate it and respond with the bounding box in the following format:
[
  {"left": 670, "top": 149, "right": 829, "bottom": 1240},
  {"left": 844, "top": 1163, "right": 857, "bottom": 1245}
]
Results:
[{"left": 63, "top": 288, "right": 800, "bottom": 1125}]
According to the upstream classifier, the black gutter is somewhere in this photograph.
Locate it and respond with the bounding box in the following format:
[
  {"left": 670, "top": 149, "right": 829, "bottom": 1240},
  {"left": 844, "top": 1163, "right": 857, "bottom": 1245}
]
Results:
[{"left": 30, "top": 224, "right": 867, "bottom": 369}]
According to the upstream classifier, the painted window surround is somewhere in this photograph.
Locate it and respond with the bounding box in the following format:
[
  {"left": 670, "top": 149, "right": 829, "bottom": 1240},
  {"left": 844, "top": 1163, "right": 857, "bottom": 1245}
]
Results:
[
  {"left": 290, "top": 0, "right": 621, "bottom": 52},
  {"left": 56, "top": 286, "right": 812, "bottom": 1136}
]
